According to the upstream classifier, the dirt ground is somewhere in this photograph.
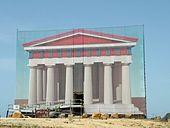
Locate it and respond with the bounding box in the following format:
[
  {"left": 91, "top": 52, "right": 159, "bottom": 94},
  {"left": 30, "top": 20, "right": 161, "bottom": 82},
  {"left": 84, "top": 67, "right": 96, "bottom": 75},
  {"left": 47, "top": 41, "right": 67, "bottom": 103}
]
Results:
[{"left": 0, "top": 118, "right": 169, "bottom": 128}]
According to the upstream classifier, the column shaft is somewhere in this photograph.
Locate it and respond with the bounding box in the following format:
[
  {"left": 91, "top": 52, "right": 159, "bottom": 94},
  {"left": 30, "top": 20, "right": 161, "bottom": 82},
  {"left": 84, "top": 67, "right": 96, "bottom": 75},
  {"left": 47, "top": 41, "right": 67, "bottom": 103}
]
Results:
[
  {"left": 115, "top": 63, "right": 122, "bottom": 101},
  {"left": 37, "top": 67, "right": 43, "bottom": 103},
  {"left": 28, "top": 66, "right": 37, "bottom": 105},
  {"left": 104, "top": 64, "right": 113, "bottom": 104},
  {"left": 46, "top": 66, "right": 55, "bottom": 104},
  {"left": 122, "top": 63, "right": 132, "bottom": 104},
  {"left": 54, "top": 66, "right": 59, "bottom": 101},
  {"left": 43, "top": 68, "right": 47, "bottom": 100},
  {"left": 99, "top": 63, "right": 104, "bottom": 103},
  {"left": 84, "top": 64, "right": 93, "bottom": 105},
  {"left": 65, "top": 65, "right": 73, "bottom": 104}
]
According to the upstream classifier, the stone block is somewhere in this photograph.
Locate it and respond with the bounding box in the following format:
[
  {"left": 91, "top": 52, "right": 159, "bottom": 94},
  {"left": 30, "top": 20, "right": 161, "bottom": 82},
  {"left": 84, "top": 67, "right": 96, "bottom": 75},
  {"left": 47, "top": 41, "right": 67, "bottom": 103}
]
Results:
[
  {"left": 111, "top": 113, "right": 119, "bottom": 118},
  {"left": 92, "top": 112, "right": 102, "bottom": 119},
  {"left": 82, "top": 113, "right": 88, "bottom": 118},
  {"left": 12, "top": 111, "right": 23, "bottom": 118},
  {"left": 101, "top": 113, "right": 109, "bottom": 120},
  {"left": 125, "top": 113, "right": 132, "bottom": 118}
]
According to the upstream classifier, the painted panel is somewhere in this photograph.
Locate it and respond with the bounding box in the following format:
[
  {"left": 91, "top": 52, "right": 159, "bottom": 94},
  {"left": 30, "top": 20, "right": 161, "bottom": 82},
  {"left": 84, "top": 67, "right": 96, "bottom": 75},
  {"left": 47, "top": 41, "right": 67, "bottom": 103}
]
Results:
[
  {"left": 33, "top": 52, "right": 39, "bottom": 58},
  {"left": 120, "top": 48, "right": 127, "bottom": 55},
  {"left": 41, "top": 35, "right": 121, "bottom": 46},
  {"left": 57, "top": 50, "right": 62, "bottom": 57},
  {"left": 86, "top": 49, "right": 91, "bottom": 57},
  {"left": 96, "top": 48, "right": 100, "bottom": 56},
  {"left": 101, "top": 49, "right": 106, "bottom": 56},
  {"left": 67, "top": 50, "right": 72, "bottom": 57},
  {"left": 81, "top": 50, "right": 86, "bottom": 57},
  {"left": 62, "top": 50, "right": 67, "bottom": 57},
  {"left": 39, "top": 51, "right": 43, "bottom": 58},
  {"left": 48, "top": 50, "right": 53, "bottom": 58},
  {"left": 72, "top": 50, "right": 77, "bottom": 57},
  {"left": 115, "top": 48, "right": 120, "bottom": 55},
  {"left": 76, "top": 49, "right": 81, "bottom": 57},
  {"left": 91, "top": 49, "right": 96, "bottom": 56},
  {"left": 16, "top": 26, "right": 146, "bottom": 114},
  {"left": 29, "top": 52, "right": 33, "bottom": 59},
  {"left": 110, "top": 49, "right": 115, "bottom": 55},
  {"left": 43, "top": 51, "right": 48, "bottom": 58},
  {"left": 106, "top": 49, "right": 110, "bottom": 56},
  {"left": 53, "top": 51, "right": 58, "bottom": 58}
]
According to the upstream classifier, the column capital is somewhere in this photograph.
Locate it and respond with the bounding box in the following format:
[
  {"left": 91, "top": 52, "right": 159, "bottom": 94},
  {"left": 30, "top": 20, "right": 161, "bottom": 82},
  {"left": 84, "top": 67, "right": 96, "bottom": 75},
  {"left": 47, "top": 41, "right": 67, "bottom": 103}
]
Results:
[
  {"left": 83, "top": 62, "right": 94, "bottom": 65},
  {"left": 84, "top": 63, "right": 93, "bottom": 67},
  {"left": 46, "top": 65, "right": 55, "bottom": 68},
  {"left": 64, "top": 64, "right": 74, "bottom": 67},
  {"left": 122, "top": 62, "right": 131, "bottom": 66},
  {"left": 103, "top": 62, "right": 113, "bottom": 66},
  {"left": 43, "top": 67, "right": 47, "bottom": 70},
  {"left": 29, "top": 65, "right": 37, "bottom": 69},
  {"left": 37, "top": 65, "right": 44, "bottom": 69}
]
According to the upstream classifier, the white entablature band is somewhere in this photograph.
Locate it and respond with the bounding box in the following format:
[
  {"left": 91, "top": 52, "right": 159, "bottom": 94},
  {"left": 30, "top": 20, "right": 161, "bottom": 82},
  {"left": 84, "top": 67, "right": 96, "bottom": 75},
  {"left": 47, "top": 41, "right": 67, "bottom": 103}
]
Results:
[{"left": 28, "top": 56, "right": 132, "bottom": 67}]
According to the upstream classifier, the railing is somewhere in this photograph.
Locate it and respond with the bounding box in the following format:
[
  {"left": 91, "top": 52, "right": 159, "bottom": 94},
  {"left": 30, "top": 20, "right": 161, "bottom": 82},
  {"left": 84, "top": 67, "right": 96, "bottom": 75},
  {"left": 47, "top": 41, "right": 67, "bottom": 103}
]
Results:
[{"left": 7, "top": 99, "right": 84, "bottom": 117}]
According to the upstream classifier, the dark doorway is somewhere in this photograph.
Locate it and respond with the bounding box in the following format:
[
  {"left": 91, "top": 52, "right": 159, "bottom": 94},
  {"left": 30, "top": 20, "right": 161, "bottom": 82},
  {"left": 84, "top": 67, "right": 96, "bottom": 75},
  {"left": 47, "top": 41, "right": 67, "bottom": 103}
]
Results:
[
  {"left": 73, "top": 92, "right": 83, "bottom": 104},
  {"left": 72, "top": 92, "right": 84, "bottom": 115}
]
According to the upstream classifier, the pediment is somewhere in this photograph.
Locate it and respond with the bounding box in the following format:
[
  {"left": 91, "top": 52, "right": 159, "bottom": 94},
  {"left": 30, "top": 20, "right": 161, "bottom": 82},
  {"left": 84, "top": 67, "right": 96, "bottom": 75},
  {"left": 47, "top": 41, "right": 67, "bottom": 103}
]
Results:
[
  {"left": 23, "top": 29, "right": 138, "bottom": 48},
  {"left": 36, "top": 35, "right": 122, "bottom": 46}
]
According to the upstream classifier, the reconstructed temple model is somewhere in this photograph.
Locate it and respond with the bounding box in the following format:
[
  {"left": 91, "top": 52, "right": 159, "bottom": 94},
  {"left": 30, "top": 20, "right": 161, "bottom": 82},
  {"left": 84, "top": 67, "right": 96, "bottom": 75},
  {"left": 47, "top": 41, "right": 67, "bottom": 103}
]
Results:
[{"left": 23, "top": 29, "right": 143, "bottom": 114}]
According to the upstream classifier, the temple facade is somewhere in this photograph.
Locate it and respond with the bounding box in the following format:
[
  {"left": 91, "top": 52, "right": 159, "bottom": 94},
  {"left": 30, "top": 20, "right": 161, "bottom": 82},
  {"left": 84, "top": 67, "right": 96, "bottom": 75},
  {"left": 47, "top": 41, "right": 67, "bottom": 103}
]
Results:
[{"left": 22, "top": 29, "right": 142, "bottom": 114}]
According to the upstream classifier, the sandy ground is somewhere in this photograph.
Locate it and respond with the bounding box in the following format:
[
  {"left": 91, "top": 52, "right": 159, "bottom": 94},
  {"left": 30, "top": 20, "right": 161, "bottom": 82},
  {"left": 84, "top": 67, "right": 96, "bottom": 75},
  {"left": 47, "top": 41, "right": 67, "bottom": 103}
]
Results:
[{"left": 0, "top": 118, "right": 169, "bottom": 128}]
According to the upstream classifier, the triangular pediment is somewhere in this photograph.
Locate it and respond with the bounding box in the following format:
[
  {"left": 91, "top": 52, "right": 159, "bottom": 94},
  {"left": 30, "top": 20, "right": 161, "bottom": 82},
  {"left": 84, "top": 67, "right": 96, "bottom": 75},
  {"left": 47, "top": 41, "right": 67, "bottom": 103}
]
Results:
[
  {"left": 23, "top": 29, "right": 138, "bottom": 47},
  {"left": 36, "top": 35, "right": 122, "bottom": 47}
]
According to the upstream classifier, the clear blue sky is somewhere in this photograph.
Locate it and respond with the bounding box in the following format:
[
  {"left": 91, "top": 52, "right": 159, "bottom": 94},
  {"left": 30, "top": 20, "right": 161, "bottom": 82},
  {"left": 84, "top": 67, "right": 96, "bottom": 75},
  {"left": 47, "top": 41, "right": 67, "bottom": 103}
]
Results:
[{"left": 0, "top": 0, "right": 170, "bottom": 117}]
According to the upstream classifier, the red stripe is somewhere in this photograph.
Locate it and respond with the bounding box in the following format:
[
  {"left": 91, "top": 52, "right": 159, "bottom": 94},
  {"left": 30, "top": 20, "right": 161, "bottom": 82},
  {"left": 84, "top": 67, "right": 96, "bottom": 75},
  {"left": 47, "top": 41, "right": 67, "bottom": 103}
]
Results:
[
  {"left": 62, "top": 50, "right": 67, "bottom": 57},
  {"left": 33, "top": 52, "right": 39, "bottom": 58},
  {"left": 101, "top": 49, "right": 106, "bottom": 56},
  {"left": 53, "top": 51, "right": 57, "bottom": 57},
  {"left": 43, "top": 51, "right": 48, "bottom": 58},
  {"left": 120, "top": 48, "right": 127, "bottom": 55},
  {"left": 110, "top": 49, "right": 115, "bottom": 55},
  {"left": 81, "top": 50, "right": 86, "bottom": 57},
  {"left": 72, "top": 50, "right": 77, "bottom": 57},
  {"left": 91, "top": 49, "right": 96, "bottom": 56}
]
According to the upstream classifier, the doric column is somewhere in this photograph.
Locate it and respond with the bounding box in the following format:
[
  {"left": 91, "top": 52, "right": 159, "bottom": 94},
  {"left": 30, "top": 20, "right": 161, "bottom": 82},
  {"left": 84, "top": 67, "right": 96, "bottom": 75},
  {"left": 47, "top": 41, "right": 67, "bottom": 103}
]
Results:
[
  {"left": 122, "top": 63, "right": 132, "bottom": 104},
  {"left": 54, "top": 65, "right": 59, "bottom": 102},
  {"left": 104, "top": 63, "right": 113, "bottom": 104},
  {"left": 99, "top": 63, "right": 104, "bottom": 103},
  {"left": 28, "top": 66, "right": 37, "bottom": 105},
  {"left": 37, "top": 66, "right": 43, "bottom": 103},
  {"left": 84, "top": 64, "right": 93, "bottom": 105},
  {"left": 43, "top": 67, "right": 47, "bottom": 100},
  {"left": 46, "top": 65, "right": 55, "bottom": 104},
  {"left": 65, "top": 64, "right": 73, "bottom": 104}
]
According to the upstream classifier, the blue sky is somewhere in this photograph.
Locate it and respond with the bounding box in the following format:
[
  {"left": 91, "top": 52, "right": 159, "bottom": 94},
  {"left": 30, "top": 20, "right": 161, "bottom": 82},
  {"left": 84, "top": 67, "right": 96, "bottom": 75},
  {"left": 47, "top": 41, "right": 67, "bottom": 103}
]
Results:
[{"left": 0, "top": 0, "right": 170, "bottom": 117}]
